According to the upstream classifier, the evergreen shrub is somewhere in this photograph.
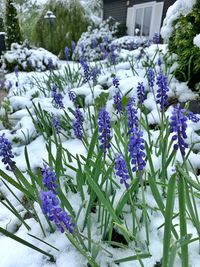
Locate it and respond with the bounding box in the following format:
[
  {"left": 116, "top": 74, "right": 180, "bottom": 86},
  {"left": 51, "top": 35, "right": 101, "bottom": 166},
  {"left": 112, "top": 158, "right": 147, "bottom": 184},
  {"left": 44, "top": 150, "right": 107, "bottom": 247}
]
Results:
[
  {"left": 5, "top": 0, "right": 22, "bottom": 49},
  {"left": 168, "top": 1, "right": 200, "bottom": 89},
  {"left": 32, "top": 0, "right": 89, "bottom": 58}
]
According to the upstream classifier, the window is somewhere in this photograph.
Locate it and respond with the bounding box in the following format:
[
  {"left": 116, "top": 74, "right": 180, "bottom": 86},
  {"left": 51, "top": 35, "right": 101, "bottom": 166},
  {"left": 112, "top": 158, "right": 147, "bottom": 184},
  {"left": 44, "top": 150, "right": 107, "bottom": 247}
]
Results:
[{"left": 126, "top": 1, "right": 164, "bottom": 38}]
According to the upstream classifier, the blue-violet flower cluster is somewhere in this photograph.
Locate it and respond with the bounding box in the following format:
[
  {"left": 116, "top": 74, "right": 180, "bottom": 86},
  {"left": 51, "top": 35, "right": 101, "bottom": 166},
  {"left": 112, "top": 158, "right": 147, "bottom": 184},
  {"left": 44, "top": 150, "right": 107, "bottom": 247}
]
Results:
[
  {"left": 98, "top": 108, "right": 111, "bottom": 154},
  {"left": 40, "top": 190, "right": 75, "bottom": 234},
  {"left": 170, "top": 104, "right": 188, "bottom": 156},
  {"left": 52, "top": 114, "right": 61, "bottom": 135},
  {"left": 147, "top": 68, "right": 155, "bottom": 88},
  {"left": 0, "top": 134, "right": 15, "bottom": 170},
  {"left": 128, "top": 131, "right": 146, "bottom": 172},
  {"left": 115, "top": 154, "right": 130, "bottom": 188},
  {"left": 51, "top": 85, "right": 64, "bottom": 109},
  {"left": 137, "top": 82, "right": 145, "bottom": 105},
  {"left": 42, "top": 164, "right": 58, "bottom": 193},
  {"left": 156, "top": 72, "right": 169, "bottom": 111},
  {"left": 72, "top": 108, "right": 84, "bottom": 140},
  {"left": 126, "top": 98, "right": 138, "bottom": 134}
]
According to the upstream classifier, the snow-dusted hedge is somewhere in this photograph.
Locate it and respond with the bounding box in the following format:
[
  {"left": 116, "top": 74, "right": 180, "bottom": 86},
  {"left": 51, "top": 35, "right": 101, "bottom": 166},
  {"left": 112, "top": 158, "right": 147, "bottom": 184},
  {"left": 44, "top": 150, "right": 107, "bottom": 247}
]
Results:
[
  {"left": 111, "top": 36, "right": 150, "bottom": 51},
  {"left": 166, "top": 0, "right": 200, "bottom": 89},
  {"left": 3, "top": 42, "right": 60, "bottom": 72},
  {"left": 73, "top": 17, "right": 120, "bottom": 61}
]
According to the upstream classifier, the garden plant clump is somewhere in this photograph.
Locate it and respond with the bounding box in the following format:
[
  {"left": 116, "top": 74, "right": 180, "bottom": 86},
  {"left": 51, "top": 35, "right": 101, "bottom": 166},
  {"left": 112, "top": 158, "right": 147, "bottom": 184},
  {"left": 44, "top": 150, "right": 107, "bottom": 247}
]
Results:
[
  {"left": 73, "top": 17, "right": 121, "bottom": 62},
  {"left": 0, "top": 27, "right": 200, "bottom": 267},
  {"left": 161, "top": 0, "right": 200, "bottom": 89},
  {"left": 3, "top": 42, "right": 60, "bottom": 72}
]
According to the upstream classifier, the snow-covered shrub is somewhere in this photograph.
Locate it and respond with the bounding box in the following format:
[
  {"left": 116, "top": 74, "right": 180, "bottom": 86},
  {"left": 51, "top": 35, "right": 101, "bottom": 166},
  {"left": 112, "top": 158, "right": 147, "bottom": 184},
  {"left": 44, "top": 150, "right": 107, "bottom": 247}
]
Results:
[
  {"left": 166, "top": 0, "right": 200, "bottom": 89},
  {"left": 3, "top": 42, "right": 60, "bottom": 72},
  {"left": 111, "top": 36, "right": 150, "bottom": 51},
  {"left": 32, "top": 0, "right": 89, "bottom": 58},
  {"left": 73, "top": 17, "right": 120, "bottom": 61}
]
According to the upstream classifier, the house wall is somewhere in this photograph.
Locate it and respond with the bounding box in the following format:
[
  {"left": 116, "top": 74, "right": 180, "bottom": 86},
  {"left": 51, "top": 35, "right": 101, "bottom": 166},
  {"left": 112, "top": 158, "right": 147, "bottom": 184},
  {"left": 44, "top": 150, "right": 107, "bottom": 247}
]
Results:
[
  {"left": 103, "top": 0, "right": 127, "bottom": 23},
  {"left": 103, "top": 0, "right": 175, "bottom": 27}
]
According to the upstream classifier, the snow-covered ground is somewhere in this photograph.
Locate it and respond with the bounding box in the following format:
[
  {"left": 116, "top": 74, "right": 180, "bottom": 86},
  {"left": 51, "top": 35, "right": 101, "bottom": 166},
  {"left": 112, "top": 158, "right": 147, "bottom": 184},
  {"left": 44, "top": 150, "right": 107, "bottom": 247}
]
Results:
[{"left": 0, "top": 43, "right": 200, "bottom": 267}]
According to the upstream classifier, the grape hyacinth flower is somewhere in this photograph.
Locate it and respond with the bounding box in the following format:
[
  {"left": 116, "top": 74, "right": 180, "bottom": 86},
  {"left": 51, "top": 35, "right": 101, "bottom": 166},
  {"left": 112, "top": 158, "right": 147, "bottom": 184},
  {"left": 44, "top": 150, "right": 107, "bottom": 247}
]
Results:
[
  {"left": 64, "top": 46, "right": 70, "bottom": 61},
  {"left": 51, "top": 85, "right": 64, "bottom": 109},
  {"left": 170, "top": 104, "right": 188, "bottom": 156},
  {"left": 153, "top": 32, "right": 159, "bottom": 44},
  {"left": 42, "top": 164, "right": 58, "bottom": 193},
  {"left": 137, "top": 82, "right": 145, "bottom": 105},
  {"left": 113, "top": 91, "right": 123, "bottom": 115},
  {"left": 147, "top": 68, "right": 155, "bottom": 88},
  {"left": 112, "top": 76, "right": 119, "bottom": 88},
  {"left": 186, "top": 111, "right": 200, "bottom": 123},
  {"left": 115, "top": 154, "right": 130, "bottom": 189},
  {"left": 91, "top": 67, "right": 101, "bottom": 83},
  {"left": 52, "top": 114, "right": 61, "bottom": 135},
  {"left": 47, "top": 58, "right": 54, "bottom": 70},
  {"left": 40, "top": 190, "right": 75, "bottom": 234},
  {"left": 126, "top": 98, "right": 138, "bottom": 134},
  {"left": 71, "top": 41, "right": 76, "bottom": 53},
  {"left": 156, "top": 72, "right": 169, "bottom": 111},
  {"left": 72, "top": 108, "right": 84, "bottom": 140},
  {"left": 98, "top": 108, "right": 111, "bottom": 154},
  {"left": 100, "top": 44, "right": 108, "bottom": 60},
  {"left": 128, "top": 131, "right": 146, "bottom": 172},
  {"left": 68, "top": 90, "right": 77, "bottom": 102},
  {"left": 0, "top": 134, "right": 15, "bottom": 170},
  {"left": 80, "top": 58, "right": 90, "bottom": 83},
  {"left": 109, "top": 44, "right": 117, "bottom": 65}
]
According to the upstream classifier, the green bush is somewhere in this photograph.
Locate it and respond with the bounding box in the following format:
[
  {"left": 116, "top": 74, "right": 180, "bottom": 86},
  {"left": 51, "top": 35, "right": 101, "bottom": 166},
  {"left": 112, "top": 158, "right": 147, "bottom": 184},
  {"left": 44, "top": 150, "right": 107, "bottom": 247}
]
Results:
[
  {"left": 32, "top": 0, "right": 89, "bottom": 58},
  {"left": 0, "top": 17, "right": 5, "bottom": 32},
  {"left": 168, "top": 1, "right": 200, "bottom": 89},
  {"left": 5, "top": 0, "right": 22, "bottom": 49}
]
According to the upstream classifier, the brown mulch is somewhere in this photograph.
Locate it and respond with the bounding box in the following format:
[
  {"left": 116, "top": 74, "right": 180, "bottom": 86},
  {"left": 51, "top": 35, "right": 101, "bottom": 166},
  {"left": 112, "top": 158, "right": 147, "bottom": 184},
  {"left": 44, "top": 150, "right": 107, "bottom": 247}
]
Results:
[{"left": 0, "top": 90, "right": 7, "bottom": 104}]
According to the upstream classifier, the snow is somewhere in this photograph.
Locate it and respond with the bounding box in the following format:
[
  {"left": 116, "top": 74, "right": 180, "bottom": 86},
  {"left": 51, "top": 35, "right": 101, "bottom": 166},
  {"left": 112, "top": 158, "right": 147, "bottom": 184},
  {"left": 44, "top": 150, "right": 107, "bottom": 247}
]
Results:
[
  {"left": 3, "top": 43, "right": 60, "bottom": 72},
  {"left": 193, "top": 34, "right": 200, "bottom": 48},
  {"left": 1, "top": 38, "right": 200, "bottom": 267},
  {"left": 161, "top": 0, "right": 197, "bottom": 41}
]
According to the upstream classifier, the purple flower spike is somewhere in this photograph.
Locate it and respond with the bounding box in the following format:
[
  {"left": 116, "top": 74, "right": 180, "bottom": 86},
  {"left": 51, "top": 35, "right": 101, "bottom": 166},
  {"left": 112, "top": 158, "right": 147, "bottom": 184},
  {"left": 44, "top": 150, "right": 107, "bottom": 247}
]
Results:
[
  {"left": 170, "top": 104, "right": 188, "bottom": 156},
  {"left": 156, "top": 72, "right": 169, "bottom": 111},
  {"left": 51, "top": 85, "right": 64, "bottom": 109},
  {"left": 128, "top": 131, "right": 146, "bottom": 172},
  {"left": 126, "top": 98, "right": 138, "bottom": 134},
  {"left": 72, "top": 41, "right": 76, "bottom": 53},
  {"left": 115, "top": 154, "right": 130, "bottom": 189},
  {"left": 137, "top": 82, "right": 145, "bottom": 105},
  {"left": 0, "top": 134, "right": 15, "bottom": 170},
  {"left": 64, "top": 46, "right": 70, "bottom": 61},
  {"left": 42, "top": 164, "right": 58, "bottom": 193},
  {"left": 186, "top": 111, "right": 200, "bottom": 123},
  {"left": 80, "top": 58, "right": 90, "bottom": 83},
  {"left": 113, "top": 77, "right": 120, "bottom": 88},
  {"left": 40, "top": 190, "right": 75, "bottom": 234},
  {"left": 153, "top": 32, "right": 159, "bottom": 44},
  {"left": 147, "top": 68, "right": 155, "bottom": 88},
  {"left": 68, "top": 90, "right": 77, "bottom": 102},
  {"left": 113, "top": 91, "right": 123, "bottom": 115},
  {"left": 91, "top": 67, "right": 101, "bottom": 83},
  {"left": 72, "top": 108, "right": 84, "bottom": 140},
  {"left": 52, "top": 114, "right": 61, "bottom": 135},
  {"left": 98, "top": 108, "right": 112, "bottom": 154}
]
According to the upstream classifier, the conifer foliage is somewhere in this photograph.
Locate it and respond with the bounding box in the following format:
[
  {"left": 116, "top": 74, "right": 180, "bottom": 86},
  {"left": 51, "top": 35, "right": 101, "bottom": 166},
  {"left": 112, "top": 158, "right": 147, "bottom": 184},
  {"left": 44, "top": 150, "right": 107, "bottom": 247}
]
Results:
[{"left": 5, "top": 0, "right": 22, "bottom": 49}]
